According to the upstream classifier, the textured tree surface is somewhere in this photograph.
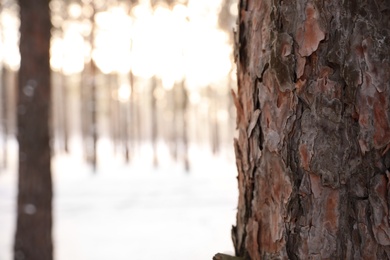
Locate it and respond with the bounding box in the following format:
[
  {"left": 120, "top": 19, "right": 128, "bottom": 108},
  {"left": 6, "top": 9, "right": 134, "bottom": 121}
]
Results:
[
  {"left": 14, "top": 1, "right": 53, "bottom": 260},
  {"left": 232, "top": 0, "right": 390, "bottom": 259}
]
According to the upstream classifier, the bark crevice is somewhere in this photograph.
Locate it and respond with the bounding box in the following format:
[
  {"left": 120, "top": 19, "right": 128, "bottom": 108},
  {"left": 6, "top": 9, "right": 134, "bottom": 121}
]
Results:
[{"left": 233, "top": 0, "right": 390, "bottom": 258}]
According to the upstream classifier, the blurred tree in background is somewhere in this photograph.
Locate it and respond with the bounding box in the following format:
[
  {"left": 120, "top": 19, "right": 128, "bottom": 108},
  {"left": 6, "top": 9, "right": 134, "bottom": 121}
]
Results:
[
  {"left": 0, "top": 0, "right": 238, "bottom": 172},
  {"left": 14, "top": 0, "right": 53, "bottom": 259}
]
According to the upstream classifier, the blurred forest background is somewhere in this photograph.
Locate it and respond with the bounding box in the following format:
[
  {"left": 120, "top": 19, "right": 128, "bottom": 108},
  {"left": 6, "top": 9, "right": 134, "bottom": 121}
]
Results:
[
  {"left": 0, "top": 0, "right": 238, "bottom": 170},
  {"left": 0, "top": 0, "right": 239, "bottom": 259}
]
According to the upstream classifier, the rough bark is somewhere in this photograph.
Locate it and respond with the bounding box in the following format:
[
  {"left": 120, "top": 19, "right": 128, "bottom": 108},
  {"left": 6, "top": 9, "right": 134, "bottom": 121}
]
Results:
[
  {"left": 233, "top": 0, "right": 390, "bottom": 259},
  {"left": 15, "top": 1, "right": 53, "bottom": 259}
]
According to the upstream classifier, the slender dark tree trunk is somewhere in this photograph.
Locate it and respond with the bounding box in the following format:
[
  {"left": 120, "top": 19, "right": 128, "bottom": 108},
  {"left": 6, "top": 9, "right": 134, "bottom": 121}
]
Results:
[
  {"left": 233, "top": 1, "right": 390, "bottom": 259},
  {"left": 14, "top": 1, "right": 53, "bottom": 259}
]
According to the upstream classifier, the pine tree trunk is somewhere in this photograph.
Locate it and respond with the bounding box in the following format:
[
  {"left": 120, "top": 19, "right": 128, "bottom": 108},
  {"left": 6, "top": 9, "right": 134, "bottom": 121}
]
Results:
[
  {"left": 15, "top": 1, "right": 53, "bottom": 259},
  {"left": 233, "top": 1, "right": 390, "bottom": 259}
]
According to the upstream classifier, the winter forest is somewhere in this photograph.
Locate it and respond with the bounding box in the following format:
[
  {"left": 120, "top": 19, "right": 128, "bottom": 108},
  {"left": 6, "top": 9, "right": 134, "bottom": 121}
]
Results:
[
  {"left": 3, "top": 0, "right": 390, "bottom": 259},
  {"left": 0, "top": 0, "right": 239, "bottom": 259}
]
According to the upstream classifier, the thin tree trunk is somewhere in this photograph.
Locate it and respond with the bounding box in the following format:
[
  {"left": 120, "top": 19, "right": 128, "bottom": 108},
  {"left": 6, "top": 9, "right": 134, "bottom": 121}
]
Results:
[
  {"left": 90, "top": 3, "right": 98, "bottom": 171},
  {"left": 118, "top": 76, "right": 130, "bottom": 162},
  {"left": 55, "top": 70, "right": 69, "bottom": 153},
  {"left": 151, "top": 76, "right": 158, "bottom": 167},
  {"left": 171, "top": 86, "right": 178, "bottom": 161},
  {"left": 123, "top": 99, "right": 130, "bottom": 162},
  {"left": 15, "top": 1, "right": 52, "bottom": 259},
  {"left": 1, "top": 66, "right": 8, "bottom": 169},
  {"left": 180, "top": 80, "right": 189, "bottom": 172},
  {"left": 80, "top": 68, "right": 90, "bottom": 161},
  {"left": 108, "top": 73, "right": 116, "bottom": 154},
  {"left": 208, "top": 85, "right": 220, "bottom": 155},
  {"left": 0, "top": 4, "right": 7, "bottom": 169},
  {"left": 233, "top": 1, "right": 390, "bottom": 259},
  {"left": 91, "top": 70, "right": 97, "bottom": 171},
  {"left": 127, "top": 6, "right": 140, "bottom": 155},
  {"left": 60, "top": 71, "right": 69, "bottom": 153},
  {"left": 129, "top": 70, "right": 135, "bottom": 160}
]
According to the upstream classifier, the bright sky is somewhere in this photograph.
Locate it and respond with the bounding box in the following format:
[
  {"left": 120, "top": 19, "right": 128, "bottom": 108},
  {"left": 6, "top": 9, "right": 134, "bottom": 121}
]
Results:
[
  {"left": 1, "top": 0, "right": 233, "bottom": 90},
  {"left": 51, "top": 0, "right": 231, "bottom": 88},
  {"left": 0, "top": 7, "right": 20, "bottom": 71}
]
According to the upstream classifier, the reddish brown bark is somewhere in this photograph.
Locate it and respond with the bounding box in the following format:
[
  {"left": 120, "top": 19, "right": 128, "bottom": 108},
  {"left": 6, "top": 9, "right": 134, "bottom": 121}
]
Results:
[
  {"left": 233, "top": 0, "right": 390, "bottom": 259},
  {"left": 15, "top": 0, "right": 53, "bottom": 259}
]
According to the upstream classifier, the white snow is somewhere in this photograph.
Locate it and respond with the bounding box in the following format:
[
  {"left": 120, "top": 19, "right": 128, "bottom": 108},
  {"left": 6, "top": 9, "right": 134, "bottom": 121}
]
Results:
[{"left": 0, "top": 137, "right": 238, "bottom": 260}]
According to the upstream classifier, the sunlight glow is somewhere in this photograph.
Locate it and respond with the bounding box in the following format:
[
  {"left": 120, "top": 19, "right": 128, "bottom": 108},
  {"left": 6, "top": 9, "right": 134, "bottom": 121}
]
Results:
[
  {"left": 94, "top": 7, "right": 133, "bottom": 74},
  {"left": 68, "top": 3, "right": 82, "bottom": 19},
  {"left": 129, "top": 0, "right": 231, "bottom": 89},
  {"left": 51, "top": 24, "right": 87, "bottom": 75},
  {"left": 0, "top": 9, "right": 20, "bottom": 70},
  {"left": 3, "top": 0, "right": 232, "bottom": 90},
  {"left": 117, "top": 83, "right": 131, "bottom": 103}
]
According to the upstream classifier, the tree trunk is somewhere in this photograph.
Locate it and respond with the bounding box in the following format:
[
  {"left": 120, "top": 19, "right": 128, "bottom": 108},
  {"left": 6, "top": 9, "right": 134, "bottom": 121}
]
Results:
[
  {"left": 1, "top": 66, "right": 8, "bottom": 169},
  {"left": 233, "top": 1, "right": 390, "bottom": 259},
  {"left": 170, "top": 85, "right": 178, "bottom": 161},
  {"left": 151, "top": 76, "right": 158, "bottom": 167},
  {"left": 54, "top": 70, "right": 69, "bottom": 153},
  {"left": 209, "top": 85, "right": 220, "bottom": 155},
  {"left": 180, "top": 80, "right": 190, "bottom": 172},
  {"left": 0, "top": 5, "right": 7, "bottom": 169},
  {"left": 60, "top": 70, "right": 69, "bottom": 153},
  {"left": 90, "top": 3, "right": 98, "bottom": 172},
  {"left": 107, "top": 73, "right": 118, "bottom": 155},
  {"left": 123, "top": 99, "right": 130, "bottom": 163},
  {"left": 80, "top": 67, "right": 91, "bottom": 160},
  {"left": 15, "top": 1, "right": 53, "bottom": 260},
  {"left": 129, "top": 70, "right": 137, "bottom": 159}
]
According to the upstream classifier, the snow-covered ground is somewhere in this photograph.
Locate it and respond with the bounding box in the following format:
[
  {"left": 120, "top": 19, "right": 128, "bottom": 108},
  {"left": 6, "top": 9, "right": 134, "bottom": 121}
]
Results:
[{"left": 0, "top": 137, "right": 238, "bottom": 260}]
